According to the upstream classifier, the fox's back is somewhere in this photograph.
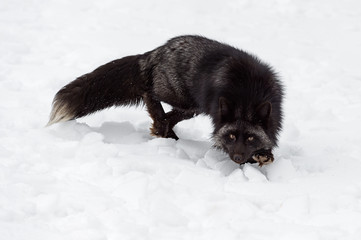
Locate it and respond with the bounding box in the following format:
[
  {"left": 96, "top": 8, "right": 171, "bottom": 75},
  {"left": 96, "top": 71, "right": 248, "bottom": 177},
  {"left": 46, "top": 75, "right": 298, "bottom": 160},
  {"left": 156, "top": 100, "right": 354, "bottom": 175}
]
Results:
[
  {"left": 142, "top": 36, "right": 281, "bottom": 113},
  {"left": 142, "top": 35, "right": 240, "bottom": 109}
]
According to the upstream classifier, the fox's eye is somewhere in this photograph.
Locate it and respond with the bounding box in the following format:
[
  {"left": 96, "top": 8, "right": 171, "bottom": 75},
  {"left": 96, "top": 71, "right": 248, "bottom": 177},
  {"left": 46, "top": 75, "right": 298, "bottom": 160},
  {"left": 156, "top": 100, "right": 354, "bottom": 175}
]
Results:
[
  {"left": 247, "top": 136, "right": 254, "bottom": 142},
  {"left": 229, "top": 134, "right": 236, "bottom": 141}
]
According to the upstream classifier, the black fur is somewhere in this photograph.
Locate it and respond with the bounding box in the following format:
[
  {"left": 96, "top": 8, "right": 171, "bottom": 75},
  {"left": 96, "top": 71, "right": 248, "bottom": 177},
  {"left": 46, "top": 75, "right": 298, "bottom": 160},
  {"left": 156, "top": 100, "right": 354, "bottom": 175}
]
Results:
[{"left": 48, "top": 35, "right": 284, "bottom": 165}]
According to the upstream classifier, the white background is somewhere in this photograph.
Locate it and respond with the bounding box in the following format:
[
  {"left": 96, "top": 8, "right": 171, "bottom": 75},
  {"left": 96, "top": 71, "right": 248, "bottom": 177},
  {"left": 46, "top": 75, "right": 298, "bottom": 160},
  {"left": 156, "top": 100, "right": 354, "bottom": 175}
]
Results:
[{"left": 1, "top": 0, "right": 361, "bottom": 239}]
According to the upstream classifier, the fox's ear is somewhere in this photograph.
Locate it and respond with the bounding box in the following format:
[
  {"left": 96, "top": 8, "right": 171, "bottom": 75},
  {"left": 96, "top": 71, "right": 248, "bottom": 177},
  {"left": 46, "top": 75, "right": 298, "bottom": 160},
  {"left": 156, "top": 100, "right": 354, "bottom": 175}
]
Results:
[
  {"left": 256, "top": 102, "right": 272, "bottom": 122},
  {"left": 219, "top": 97, "right": 232, "bottom": 122}
]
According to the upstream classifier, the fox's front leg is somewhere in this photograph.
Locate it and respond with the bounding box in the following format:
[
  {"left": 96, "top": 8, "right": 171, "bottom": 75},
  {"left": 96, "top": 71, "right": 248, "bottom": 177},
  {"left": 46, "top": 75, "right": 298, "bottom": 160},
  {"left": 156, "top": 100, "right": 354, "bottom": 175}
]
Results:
[
  {"left": 143, "top": 93, "right": 178, "bottom": 139},
  {"left": 164, "top": 109, "right": 196, "bottom": 137},
  {"left": 252, "top": 150, "right": 274, "bottom": 167}
]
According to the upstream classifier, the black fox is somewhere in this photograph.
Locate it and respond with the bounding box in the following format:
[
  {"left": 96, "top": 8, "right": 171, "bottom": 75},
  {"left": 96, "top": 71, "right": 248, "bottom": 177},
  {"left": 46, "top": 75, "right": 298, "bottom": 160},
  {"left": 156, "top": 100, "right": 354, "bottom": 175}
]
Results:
[{"left": 48, "top": 35, "right": 284, "bottom": 166}]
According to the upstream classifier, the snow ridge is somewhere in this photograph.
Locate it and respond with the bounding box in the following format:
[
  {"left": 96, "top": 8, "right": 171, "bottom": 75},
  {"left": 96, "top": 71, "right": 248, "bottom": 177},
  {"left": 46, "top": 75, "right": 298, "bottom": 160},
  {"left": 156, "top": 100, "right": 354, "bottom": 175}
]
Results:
[{"left": 1, "top": 0, "right": 361, "bottom": 239}]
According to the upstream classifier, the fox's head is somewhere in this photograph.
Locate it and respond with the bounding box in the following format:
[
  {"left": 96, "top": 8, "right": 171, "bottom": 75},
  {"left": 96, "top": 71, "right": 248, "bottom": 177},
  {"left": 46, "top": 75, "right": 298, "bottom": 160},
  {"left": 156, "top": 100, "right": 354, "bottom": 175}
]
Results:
[{"left": 213, "top": 97, "right": 275, "bottom": 164}]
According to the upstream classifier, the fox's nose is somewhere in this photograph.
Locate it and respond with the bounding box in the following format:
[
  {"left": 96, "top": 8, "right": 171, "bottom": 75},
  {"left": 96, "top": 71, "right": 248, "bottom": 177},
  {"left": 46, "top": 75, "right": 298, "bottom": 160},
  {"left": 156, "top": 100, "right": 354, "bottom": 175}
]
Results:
[{"left": 233, "top": 154, "right": 245, "bottom": 164}]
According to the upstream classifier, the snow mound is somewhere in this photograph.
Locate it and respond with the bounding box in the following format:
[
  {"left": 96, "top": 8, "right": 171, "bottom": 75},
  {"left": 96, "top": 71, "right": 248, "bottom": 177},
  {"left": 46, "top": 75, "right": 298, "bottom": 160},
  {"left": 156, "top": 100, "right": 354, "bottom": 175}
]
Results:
[{"left": 1, "top": 0, "right": 361, "bottom": 239}]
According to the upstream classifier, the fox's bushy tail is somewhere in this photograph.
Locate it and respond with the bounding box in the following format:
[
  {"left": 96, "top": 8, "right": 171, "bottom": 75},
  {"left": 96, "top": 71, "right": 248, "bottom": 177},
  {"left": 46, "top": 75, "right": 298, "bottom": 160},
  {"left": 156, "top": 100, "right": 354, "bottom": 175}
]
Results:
[{"left": 47, "top": 55, "right": 146, "bottom": 126}]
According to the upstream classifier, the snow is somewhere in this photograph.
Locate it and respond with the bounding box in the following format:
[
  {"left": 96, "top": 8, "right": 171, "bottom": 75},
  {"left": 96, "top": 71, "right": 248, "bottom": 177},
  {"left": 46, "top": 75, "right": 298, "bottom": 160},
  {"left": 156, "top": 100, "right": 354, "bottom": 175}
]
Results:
[{"left": 1, "top": 0, "right": 361, "bottom": 239}]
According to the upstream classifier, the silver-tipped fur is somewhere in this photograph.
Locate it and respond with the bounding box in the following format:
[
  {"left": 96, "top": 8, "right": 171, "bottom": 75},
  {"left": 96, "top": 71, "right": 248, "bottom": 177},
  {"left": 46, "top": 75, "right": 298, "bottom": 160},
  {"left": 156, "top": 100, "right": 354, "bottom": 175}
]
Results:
[{"left": 46, "top": 99, "right": 75, "bottom": 126}]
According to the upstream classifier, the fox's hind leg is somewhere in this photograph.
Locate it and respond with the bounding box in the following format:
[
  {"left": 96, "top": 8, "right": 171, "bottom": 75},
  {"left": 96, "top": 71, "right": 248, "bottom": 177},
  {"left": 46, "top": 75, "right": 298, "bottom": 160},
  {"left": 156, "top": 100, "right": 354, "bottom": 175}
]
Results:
[{"left": 143, "top": 93, "right": 179, "bottom": 139}]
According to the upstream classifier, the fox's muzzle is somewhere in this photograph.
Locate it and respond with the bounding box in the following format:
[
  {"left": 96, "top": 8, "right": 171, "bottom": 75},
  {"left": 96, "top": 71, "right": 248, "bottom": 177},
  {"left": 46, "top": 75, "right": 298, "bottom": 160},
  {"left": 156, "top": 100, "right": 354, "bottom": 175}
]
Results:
[
  {"left": 232, "top": 154, "right": 245, "bottom": 164},
  {"left": 230, "top": 151, "right": 253, "bottom": 164}
]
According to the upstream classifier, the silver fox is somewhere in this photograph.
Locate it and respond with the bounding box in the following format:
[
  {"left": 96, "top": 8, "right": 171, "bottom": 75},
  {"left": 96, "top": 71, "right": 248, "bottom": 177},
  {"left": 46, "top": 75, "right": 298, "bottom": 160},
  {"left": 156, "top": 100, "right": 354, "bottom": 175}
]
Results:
[{"left": 48, "top": 35, "right": 284, "bottom": 166}]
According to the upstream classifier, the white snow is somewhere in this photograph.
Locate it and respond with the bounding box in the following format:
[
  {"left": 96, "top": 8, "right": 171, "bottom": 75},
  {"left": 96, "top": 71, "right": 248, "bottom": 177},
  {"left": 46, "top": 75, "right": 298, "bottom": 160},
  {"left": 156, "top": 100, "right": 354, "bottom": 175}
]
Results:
[{"left": 1, "top": 0, "right": 361, "bottom": 239}]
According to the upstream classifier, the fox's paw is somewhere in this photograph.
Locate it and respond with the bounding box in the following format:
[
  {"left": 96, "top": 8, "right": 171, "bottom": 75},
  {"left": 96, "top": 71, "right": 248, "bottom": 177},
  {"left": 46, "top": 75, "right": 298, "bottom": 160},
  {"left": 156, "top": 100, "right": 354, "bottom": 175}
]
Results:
[
  {"left": 165, "top": 129, "right": 179, "bottom": 140},
  {"left": 150, "top": 122, "right": 179, "bottom": 140},
  {"left": 252, "top": 152, "right": 274, "bottom": 167}
]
